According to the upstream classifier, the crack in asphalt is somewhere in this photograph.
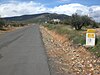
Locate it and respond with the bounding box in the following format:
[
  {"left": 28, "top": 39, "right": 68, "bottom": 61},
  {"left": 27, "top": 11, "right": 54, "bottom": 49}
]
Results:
[
  {"left": 0, "top": 33, "right": 23, "bottom": 50},
  {"left": 0, "top": 27, "right": 27, "bottom": 50}
]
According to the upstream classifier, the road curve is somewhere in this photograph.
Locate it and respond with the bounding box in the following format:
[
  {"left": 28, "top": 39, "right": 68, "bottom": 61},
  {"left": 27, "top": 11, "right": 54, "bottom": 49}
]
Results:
[{"left": 0, "top": 24, "right": 50, "bottom": 75}]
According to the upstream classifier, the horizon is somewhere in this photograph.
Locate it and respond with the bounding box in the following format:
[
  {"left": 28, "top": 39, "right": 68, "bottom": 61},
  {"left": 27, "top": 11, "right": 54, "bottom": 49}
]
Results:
[
  {"left": 2, "top": 12, "right": 68, "bottom": 18},
  {"left": 0, "top": 0, "right": 100, "bottom": 22}
]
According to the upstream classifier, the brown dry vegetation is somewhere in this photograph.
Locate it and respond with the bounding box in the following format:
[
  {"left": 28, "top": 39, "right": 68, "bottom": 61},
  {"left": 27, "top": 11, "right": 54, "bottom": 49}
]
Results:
[
  {"left": 0, "top": 27, "right": 24, "bottom": 35},
  {"left": 40, "top": 26, "right": 100, "bottom": 75},
  {"left": 96, "top": 28, "right": 100, "bottom": 36}
]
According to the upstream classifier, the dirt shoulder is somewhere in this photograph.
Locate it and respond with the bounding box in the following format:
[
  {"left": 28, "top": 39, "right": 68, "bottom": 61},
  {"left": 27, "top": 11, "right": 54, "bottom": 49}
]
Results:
[
  {"left": 0, "top": 27, "right": 25, "bottom": 35},
  {"left": 40, "top": 26, "right": 100, "bottom": 75}
]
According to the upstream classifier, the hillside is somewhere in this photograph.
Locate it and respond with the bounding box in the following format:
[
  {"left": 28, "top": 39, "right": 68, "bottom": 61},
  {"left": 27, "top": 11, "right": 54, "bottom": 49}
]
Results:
[{"left": 3, "top": 13, "right": 70, "bottom": 23}]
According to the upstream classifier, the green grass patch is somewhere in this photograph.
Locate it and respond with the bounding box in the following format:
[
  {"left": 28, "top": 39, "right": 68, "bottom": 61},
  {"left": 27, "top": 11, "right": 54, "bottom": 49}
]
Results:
[
  {"left": 89, "top": 37, "right": 100, "bottom": 57},
  {"left": 43, "top": 23, "right": 100, "bottom": 57}
]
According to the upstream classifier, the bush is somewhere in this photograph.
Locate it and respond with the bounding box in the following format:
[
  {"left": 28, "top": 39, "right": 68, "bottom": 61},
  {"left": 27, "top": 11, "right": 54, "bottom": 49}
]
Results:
[
  {"left": 43, "top": 24, "right": 100, "bottom": 57},
  {"left": 71, "top": 13, "right": 98, "bottom": 30},
  {"left": 0, "top": 19, "right": 5, "bottom": 28},
  {"left": 90, "top": 37, "right": 100, "bottom": 57},
  {"left": 44, "top": 23, "right": 86, "bottom": 45},
  {"left": 72, "top": 34, "right": 85, "bottom": 45}
]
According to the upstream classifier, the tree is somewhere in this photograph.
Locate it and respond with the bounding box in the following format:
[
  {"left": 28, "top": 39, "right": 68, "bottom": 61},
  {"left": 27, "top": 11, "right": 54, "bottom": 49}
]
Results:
[
  {"left": 71, "top": 13, "right": 82, "bottom": 30},
  {"left": 0, "top": 19, "right": 5, "bottom": 28},
  {"left": 71, "top": 13, "right": 97, "bottom": 30}
]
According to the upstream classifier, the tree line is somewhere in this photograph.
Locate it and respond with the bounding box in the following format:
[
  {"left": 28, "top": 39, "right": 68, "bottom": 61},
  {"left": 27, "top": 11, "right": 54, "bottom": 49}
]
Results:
[
  {"left": 71, "top": 13, "right": 99, "bottom": 30},
  {"left": 48, "top": 13, "right": 99, "bottom": 30},
  {"left": 0, "top": 18, "right": 26, "bottom": 29}
]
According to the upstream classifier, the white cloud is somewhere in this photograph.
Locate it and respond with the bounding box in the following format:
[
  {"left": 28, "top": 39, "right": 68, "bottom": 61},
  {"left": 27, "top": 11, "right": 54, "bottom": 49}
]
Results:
[
  {"left": 50, "top": 3, "right": 89, "bottom": 15},
  {"left": 50, "top": 3, "right": 100, "bottom": 22},
  {"left": 0, "top": 1, "right": 47, "bottom": 17},
  {"left": 89, "top": 6, "right": 100, "bottom": 22},
  {"left": 0, "top": 1, "right": 100, "bottom": 22}
]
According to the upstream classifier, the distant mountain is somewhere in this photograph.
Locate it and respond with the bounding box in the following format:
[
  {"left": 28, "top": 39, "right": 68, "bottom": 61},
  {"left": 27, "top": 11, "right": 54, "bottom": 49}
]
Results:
[{"left": 3, "top": 13, "right": 71, "bottom": 23}]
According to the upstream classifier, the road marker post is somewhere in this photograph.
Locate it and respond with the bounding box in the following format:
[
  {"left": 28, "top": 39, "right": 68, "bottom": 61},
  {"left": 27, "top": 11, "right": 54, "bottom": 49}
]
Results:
[{"left": 86, "top": 29, "right": 96, "bottom": 47}]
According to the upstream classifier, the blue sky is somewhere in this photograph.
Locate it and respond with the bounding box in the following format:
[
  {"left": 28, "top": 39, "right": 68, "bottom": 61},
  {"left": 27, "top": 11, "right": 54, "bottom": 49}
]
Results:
[
  {"left": 0, "top": 0, "right": 100, "bottom": 22},
  {"left": 1, "top": 0, "right": 100, "bottom": 7}
]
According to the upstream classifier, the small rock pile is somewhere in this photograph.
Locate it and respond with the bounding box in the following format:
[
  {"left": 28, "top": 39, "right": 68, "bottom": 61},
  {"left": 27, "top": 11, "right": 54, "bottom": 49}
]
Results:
[{"left": 40, "top": 26, "right": 100, "bottom": 75}]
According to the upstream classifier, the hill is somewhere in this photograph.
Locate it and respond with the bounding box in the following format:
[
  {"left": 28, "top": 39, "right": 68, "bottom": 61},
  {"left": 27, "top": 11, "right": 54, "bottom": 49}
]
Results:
[{"left": 3, "top": 13, "right": 70, "bottom": 23}]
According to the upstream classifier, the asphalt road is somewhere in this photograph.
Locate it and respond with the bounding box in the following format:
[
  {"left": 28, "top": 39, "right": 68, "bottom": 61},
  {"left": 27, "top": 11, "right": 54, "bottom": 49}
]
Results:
[{"left": 0, "top": 25, "right": 50, "bottom": 75}]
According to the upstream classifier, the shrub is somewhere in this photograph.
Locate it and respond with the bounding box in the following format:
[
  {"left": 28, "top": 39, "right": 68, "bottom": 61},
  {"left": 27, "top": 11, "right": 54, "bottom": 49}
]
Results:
[
  {"left": 90, "top": 37, "right": 100, "bottom": 57},
  {"left": 43, "top": 24, "right": 100, "bottom": 57}
]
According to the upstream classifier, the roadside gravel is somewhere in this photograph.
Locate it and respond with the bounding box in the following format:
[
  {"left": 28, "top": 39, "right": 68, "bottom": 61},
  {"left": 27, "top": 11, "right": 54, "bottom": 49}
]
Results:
[{"left": 40, "top": 26, "right": 100, "bottom": 75}]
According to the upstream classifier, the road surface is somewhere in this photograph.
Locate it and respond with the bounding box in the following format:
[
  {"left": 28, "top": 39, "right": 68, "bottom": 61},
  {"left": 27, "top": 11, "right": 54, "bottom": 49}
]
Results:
[{"left": 0, "top": 25, "right": 50, "bottom": 75}]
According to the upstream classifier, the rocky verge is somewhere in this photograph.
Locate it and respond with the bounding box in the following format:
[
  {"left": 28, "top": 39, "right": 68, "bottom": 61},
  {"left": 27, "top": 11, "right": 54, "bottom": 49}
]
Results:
[{"left": 40, "top": 26, "right": 100, "bottom": 75}]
